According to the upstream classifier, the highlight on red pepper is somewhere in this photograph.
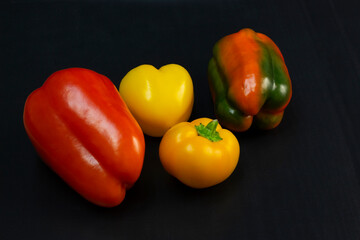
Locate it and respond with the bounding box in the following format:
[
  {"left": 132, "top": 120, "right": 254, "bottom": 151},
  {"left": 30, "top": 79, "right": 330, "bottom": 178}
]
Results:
[
  {"left": 208, "top": 28, "right": 292, "bottom": 132},
  {"left": 23, "top": 68, "right": 145, "bottom": 207}
]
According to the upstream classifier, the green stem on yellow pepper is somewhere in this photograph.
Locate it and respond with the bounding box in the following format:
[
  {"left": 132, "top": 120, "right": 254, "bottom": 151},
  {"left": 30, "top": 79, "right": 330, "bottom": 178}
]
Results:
[{"left": 195, "top": 120, "right": 223, "bottom": 142}]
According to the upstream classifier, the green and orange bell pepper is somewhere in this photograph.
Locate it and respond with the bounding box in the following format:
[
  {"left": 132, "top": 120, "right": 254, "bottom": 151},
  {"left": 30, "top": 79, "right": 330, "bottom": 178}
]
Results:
[
  {"left": 23, "top": 68, "right": 145, "bottom": 207},
  {"left": 208, "top": 28, "right": 292, "bottom": 131}
]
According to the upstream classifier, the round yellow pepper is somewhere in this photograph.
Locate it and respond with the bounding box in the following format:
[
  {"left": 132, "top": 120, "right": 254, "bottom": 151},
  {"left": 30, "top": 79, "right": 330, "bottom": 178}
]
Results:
[
  {"left": 159, "top": 118, "right": 240, "bottom": 188},
  {"left": 119, "top": 64, "right": 194, "bottom": 137}
]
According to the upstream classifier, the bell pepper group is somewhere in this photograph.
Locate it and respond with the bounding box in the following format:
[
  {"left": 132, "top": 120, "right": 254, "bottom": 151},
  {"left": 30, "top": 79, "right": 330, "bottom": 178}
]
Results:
[
  {"left": 23, "top": 28, "right": 293, "bottom": 206},
  {"left": 23, "top": 68, "right": 145, "bottom": 207},
  {"left": 208, "top": 28, "right": 292, "bottom": 131}
]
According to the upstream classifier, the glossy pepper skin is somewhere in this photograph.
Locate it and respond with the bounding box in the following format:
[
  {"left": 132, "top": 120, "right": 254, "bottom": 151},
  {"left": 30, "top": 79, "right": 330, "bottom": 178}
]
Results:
[
  {"left": 119, "top": 64, "right": 194, "bottom": 137},
  {"left": 208, "top": 28, "right": 292, "bottom": 132},
  {"left": 159, "top": 118, "right": 239, "bottom": 188},
  {"left": 23, "top": 68, "right": 145, "bottom": 207}
]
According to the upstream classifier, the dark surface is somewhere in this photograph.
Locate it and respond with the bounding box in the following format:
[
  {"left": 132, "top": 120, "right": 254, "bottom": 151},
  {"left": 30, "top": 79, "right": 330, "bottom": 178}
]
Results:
[{"left": 1, "top": 0, "right": 360, "bottom": 239}]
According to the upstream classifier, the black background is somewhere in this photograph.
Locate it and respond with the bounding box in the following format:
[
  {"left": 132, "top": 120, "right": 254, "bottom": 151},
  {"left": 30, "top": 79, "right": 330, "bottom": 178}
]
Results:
[{"left": 1, "top": 0, "right": 360, "bottom": 239}]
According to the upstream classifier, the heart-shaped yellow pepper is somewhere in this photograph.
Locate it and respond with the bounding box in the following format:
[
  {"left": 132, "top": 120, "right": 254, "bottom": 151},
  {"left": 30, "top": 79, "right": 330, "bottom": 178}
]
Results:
[{"left": 119, "top": 64, "right": 194, "bottom": 137}]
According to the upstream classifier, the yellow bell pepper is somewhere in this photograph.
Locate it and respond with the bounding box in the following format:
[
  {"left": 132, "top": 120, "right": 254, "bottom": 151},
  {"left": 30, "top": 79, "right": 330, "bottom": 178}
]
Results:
[
  {"left": 159, "top": 118, "right": 240, "bottom": 188},
  {"left": 119, "top": 64, "right": 194, "bottom": 137}
]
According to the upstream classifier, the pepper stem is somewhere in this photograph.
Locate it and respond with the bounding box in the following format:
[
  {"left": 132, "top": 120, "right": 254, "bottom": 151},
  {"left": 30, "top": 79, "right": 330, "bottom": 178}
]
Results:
[{"left": 195, "top": 120, "right": 223, "bottom": 142}]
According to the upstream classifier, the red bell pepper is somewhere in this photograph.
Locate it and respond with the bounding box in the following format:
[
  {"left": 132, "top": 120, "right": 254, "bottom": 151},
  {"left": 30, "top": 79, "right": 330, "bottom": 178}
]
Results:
[{"left": 23, "top": 68, "right": 145, "bottom": 207}]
